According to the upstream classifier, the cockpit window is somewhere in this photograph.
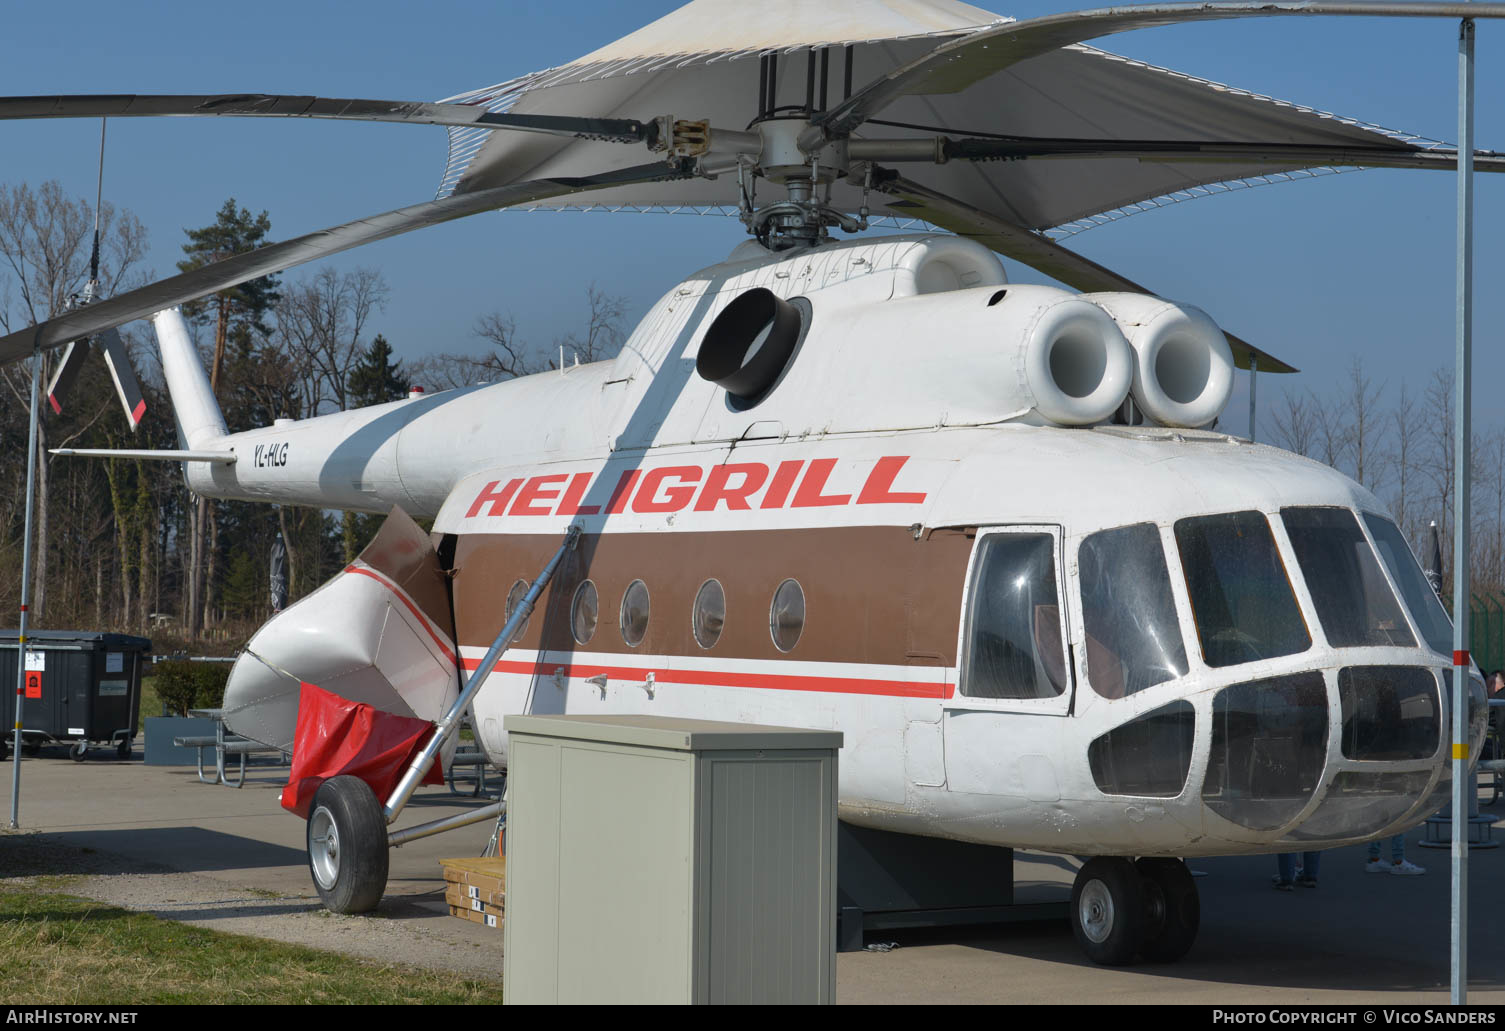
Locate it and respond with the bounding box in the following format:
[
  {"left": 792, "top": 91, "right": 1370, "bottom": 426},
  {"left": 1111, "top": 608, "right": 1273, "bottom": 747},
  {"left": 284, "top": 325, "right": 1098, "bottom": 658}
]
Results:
[
  {"left": 1174, "top": 511, "right": 1311, "bottom": 668},
  {"left": 1362, "top": 514, "right": 1454, "bottom": 657},
  {"left": 1281, "top": 507, "right": 1416, "bottom": 648},
  {"left": 961, "top": 532, "right": 1068, "bottom": 700},
  {"left": 1079, "top": 523, "right": 1188, "bottom": 698}
]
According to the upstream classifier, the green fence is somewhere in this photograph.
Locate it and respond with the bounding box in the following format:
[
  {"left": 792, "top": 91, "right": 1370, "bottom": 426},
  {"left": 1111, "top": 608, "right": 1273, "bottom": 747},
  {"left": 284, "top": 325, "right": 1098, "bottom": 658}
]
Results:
[{"left": 1471, "top": 593, "right": 1505, "bottom": 676}]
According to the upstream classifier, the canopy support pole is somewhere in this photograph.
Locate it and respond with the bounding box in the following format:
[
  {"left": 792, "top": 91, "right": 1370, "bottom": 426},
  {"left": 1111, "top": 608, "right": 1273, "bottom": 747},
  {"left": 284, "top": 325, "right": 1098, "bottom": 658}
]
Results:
[
  {"left": 1451, "top": 10, "right": 1476, "bottom": 1007},
  {"left": 1248, "top": 355, "right": 1258, "bottom": 442},
  {"left": 9, "top": 336, "right": 41, "bottom": 829}
]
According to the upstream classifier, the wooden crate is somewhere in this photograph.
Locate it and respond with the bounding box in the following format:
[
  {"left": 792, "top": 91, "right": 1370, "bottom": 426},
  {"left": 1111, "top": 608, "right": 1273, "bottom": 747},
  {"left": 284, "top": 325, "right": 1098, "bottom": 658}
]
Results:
[{"left": 441, "top": 857, "right": 505, "bottom": 930}]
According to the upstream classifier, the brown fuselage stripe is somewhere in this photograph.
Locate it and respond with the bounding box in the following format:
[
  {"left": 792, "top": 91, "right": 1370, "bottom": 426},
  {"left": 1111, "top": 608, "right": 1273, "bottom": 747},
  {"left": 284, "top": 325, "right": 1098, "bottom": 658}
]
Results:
[
  {"left": 461, "top": 657, "right": 957, "bottom": 699},
  {"left": 451, "top": 526, "right": 976, "bottom": 668}
]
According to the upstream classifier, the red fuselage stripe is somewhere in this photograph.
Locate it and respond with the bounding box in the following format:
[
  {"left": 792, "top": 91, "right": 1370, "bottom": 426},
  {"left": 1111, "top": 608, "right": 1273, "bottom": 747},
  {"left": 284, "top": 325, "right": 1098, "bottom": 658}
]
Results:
[
  {"left": 343, "top": 564, "right": 458, "bottom": 665},
  {"left": 461, "top": 657, "right": 954, "bottom": 699}
]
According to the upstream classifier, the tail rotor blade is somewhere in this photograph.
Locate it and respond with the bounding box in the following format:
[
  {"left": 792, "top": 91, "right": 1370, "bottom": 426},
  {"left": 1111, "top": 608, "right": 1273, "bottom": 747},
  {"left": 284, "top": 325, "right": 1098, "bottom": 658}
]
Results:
[
  {"left": 96, "top": 328, "right": 146, "bottom": 430},
  {"left": 45, "top": 340, "right": 90, "bottom": 416}
]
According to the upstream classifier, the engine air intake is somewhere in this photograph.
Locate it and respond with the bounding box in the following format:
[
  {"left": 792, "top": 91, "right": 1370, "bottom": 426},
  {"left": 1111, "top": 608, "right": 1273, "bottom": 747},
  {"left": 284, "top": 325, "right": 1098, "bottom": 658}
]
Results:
[
  {"left": 696, "top": 287, "right": 805, "bottom": 405},
  {"left": 1085, "top": 294, "right": 1234, "bottom": 428}
]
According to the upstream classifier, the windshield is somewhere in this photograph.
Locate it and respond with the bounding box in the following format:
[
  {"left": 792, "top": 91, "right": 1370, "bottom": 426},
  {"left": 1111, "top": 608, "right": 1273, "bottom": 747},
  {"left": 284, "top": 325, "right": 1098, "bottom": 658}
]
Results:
[
  {"left": 1079, "top": 522, "right": 1189, "bottom": 698},
  {"left": 1362, "top": 514, "right": 1454, "bottom": 657},
  {"left": 1174, "top": 511, "right": 1311, "bottom": 668},
  {"left": 1281, "top": 507, "right": 1416, "bottom": 648}
]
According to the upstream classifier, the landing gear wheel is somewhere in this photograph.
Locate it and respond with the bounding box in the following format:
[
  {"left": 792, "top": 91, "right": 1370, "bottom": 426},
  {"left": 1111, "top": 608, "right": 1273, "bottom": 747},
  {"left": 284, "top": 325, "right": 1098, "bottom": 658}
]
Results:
[
  {"left": 1071, "top": 857, "right": 1145, "bottom": 966},
  {"left": 116, "top": 739, "right": 131, "bottom": 760},
  {"left": 1135, "top": 858, "right": 1200, "bottom": 963},
  {"left": 307, "top": 775, "right": 389, "bottom": 914},
  {"left": 69, "top": 742, "right": 87, "bottom": 762}
]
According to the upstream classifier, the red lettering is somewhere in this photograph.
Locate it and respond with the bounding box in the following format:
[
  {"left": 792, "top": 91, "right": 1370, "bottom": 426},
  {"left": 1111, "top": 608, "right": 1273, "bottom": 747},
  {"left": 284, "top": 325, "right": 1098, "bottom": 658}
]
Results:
[
  {"left": 761, "top": 461, "right": 804, "bottom": 509},
  {"left": 465, "top": 478, "right": 522, "bottom": 518},
  {"left": 633, "top": 466, "right": 703, "bottom": 513},
  {"left": 693, "top": 462, "right": 769, "bottom": 512},
  {"left": 556, "top": 472, "right": 600, "bottom": 516},
  {"left": 856, "top": 456, "right": 927, "bottom": 505},
  {"left": 509, "top": 474, "right": 568, "bottom": 517},
  {"left": 606, "top": 470, "right": 640, "bottom": 514},
  {"left": 792, "top": 458, "right": 851, "bottom": 508}
]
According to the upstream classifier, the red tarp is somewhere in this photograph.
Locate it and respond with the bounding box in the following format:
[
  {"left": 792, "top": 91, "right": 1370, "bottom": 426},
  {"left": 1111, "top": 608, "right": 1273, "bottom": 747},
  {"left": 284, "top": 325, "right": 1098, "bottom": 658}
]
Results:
[{"left": 280, "top": 682, "right": 444, "bottom": 818}]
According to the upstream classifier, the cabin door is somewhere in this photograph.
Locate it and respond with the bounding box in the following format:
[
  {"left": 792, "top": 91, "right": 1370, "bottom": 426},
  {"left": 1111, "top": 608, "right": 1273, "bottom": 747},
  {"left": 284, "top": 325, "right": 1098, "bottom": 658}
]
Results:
[{"left": 942, "top": 525, "right": 1075, "bottom": 794}]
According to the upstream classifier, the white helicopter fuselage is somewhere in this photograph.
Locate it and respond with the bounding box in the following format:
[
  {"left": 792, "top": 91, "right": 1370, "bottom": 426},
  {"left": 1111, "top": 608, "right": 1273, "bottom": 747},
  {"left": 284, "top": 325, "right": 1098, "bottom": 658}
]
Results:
[{"left": 183, "top": 233, "right": 1478, "bottom": 860}]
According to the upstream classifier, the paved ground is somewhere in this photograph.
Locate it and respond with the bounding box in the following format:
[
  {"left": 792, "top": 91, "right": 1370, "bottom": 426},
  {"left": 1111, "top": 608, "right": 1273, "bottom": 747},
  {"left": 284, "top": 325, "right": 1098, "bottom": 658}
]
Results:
[{"left": 3, "top": 745, "right": 1504, "bottom": 1004}]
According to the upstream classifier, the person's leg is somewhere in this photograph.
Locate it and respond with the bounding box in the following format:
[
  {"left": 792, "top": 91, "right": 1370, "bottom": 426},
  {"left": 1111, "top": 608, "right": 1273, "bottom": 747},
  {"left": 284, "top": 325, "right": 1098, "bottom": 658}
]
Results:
[
  {"left": 1389, "top": 833, "right": 1425, "bottom": 875},
  {"left": 1274, "top": 853, "right": 1296, "bottom": 888},
  {"left": 1366, "top": 839, "right": 1386, "bottom": 872},
  {"left": 1299, "top": 851, "right": 1321, "bottom": 885}
]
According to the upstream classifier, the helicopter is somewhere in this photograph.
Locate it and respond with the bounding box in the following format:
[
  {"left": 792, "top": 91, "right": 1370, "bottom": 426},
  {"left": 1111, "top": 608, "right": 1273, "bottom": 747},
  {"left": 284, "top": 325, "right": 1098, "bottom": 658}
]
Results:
[{"left": 3, "top": 0, "right": 1502, "bottom": 967}]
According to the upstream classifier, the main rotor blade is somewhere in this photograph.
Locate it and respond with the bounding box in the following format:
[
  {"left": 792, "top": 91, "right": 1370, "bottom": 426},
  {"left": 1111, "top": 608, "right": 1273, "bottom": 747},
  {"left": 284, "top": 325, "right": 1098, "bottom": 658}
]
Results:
[
  {"left": 0, "top": 94, "right": 651, "bottom": 144},
  {"left": 807, "top": 1, "right": 1505, "bottom": 149},
  {"left": 0, "top": 161, "right": 692, "bottom": 365},
  {"left": 878, "top": 173, "right": 1295, "bottom": 374},
  {"left": 863, "top": 137, "right": 1505, "bottom": 173}
]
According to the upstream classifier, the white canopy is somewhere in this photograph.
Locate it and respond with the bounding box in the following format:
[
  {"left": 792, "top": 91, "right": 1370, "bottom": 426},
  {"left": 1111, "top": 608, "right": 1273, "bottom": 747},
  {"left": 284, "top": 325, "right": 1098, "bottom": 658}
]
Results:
[{"left": 438, "top": 0, "right": 1431, "bottom": 231}]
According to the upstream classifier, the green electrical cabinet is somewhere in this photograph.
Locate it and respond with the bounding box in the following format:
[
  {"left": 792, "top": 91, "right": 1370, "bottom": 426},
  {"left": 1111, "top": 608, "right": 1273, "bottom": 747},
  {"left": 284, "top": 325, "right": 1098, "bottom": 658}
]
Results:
[{"left": 503, "top": 715, "right": 841, "bottom": 1005}]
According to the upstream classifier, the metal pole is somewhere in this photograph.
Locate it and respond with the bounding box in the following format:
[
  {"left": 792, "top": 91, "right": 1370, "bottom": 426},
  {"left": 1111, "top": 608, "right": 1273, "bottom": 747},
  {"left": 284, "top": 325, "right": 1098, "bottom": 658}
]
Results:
[
  {"left": 1451, "top": 11, "right": 1475, "bottom": 1006},
  {"left": 9, "top": 337, "right": 42, "bottom": 829},
  {"left": 1248, "top": 354, "right": 1258, "bottom": 442}
]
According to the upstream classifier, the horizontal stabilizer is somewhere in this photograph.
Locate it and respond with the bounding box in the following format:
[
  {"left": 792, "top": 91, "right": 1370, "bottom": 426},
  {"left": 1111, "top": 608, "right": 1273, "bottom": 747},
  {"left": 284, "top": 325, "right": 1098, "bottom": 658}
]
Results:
[{"left": 50, "top": 447, "right": 236, "bottom": 464}]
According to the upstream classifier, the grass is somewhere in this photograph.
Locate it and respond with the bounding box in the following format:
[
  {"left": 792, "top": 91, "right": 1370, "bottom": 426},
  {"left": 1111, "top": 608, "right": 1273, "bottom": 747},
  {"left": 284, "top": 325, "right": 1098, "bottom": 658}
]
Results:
[{"left": 0, "top": 883, "right": 505, "bottom": 1005}]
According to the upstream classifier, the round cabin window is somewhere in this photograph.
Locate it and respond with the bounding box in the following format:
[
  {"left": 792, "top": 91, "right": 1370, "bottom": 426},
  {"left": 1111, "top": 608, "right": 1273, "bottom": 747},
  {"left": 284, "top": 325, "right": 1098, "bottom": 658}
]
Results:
[
  {"left": 692, "top": 579, "right": 726, "bottom": 649},
  {"left": 620, "top": 579, "right": 651, "bottom": 648},
  {"left": 571, "top": 580, "right": 598, "bottom": 645},
  {"left": 504, "top": 579, "right": 530, "bottom": 643},
  {"left": 770, "top": 578, "right": 805, "bottom": 653}
]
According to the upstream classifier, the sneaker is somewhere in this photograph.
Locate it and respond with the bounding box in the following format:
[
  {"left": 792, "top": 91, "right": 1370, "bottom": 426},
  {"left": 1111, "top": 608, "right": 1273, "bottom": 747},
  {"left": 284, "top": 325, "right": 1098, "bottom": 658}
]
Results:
[
  {"left": 1297, "top": 876, "right": 1318, "bottom": 888},
  {"left": 1365, "top": 859, "right": 1389, "bottom": 874},
  {"left": 1390, "top": 859, "right": 1426, "bottom": 876},
  {"left": 1271, "top": 876, "right": 1294, "bottom": 892}
]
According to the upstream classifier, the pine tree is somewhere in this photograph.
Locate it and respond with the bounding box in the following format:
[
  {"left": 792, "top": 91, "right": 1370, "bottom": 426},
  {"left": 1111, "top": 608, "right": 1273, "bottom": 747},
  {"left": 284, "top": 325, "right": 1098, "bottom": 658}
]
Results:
[
  {"left": 177, "top": 199, "right": 279, "bottom": 393},
  {"left": 178, "top": 199, "right": 279, "bottom": 640},
  {"left": 348, "top": 334, "right": 409, "bottom": 407}
]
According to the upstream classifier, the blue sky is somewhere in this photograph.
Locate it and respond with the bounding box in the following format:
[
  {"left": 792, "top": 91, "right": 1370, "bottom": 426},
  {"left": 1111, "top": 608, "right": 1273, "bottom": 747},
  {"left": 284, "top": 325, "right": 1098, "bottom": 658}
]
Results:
[{"left": 5, "top": 0, "right": 1505, "bottom": 440}]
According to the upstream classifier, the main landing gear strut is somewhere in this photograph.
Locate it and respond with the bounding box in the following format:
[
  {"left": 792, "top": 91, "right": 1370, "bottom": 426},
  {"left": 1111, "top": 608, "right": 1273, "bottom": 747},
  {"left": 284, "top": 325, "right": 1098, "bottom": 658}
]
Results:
[
  {"left": 1070, "top": 856, "right": 1200, "bottom": 965},
  {"left": 302, "top": 526, "right": 581, "bottom": 915}
]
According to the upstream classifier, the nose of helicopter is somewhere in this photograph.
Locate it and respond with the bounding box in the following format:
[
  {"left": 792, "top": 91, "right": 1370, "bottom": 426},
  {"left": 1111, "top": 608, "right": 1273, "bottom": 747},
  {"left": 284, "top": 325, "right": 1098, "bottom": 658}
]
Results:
[{"left": 1193, "top": 663, "right": 1488, "bottom": 847}]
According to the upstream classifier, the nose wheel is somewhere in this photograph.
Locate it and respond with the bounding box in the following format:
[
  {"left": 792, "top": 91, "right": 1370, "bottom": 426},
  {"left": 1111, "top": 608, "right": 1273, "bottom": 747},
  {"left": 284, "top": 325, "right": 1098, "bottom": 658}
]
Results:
[
  {"left": 306, "top": 775, "right": 389, "bottom": 914},
  {"left": 1070, "top": 856, "right": 1199, "bottom": 965}
]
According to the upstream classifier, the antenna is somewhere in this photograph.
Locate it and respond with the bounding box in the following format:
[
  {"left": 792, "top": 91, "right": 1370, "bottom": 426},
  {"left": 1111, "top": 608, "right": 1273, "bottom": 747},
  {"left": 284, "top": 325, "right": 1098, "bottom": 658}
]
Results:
[{"left": 85, "top": 118, "right": 106, "bottom": 304}]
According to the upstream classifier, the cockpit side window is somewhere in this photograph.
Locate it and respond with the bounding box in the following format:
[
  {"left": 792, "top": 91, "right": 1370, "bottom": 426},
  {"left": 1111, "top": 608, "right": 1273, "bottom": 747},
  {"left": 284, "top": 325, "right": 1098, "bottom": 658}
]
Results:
[
  {"left": 1174, "top": 511, "right": 1311, "bottom": 668},
  {"left": 1281, "top": 507, "right": 1416, "bottom": 648},
  {"left": 1079, "top": 523, "right": 1188, "bottom": 699},
  {"left": 961, "top": 532, "right": 1067, "bottom": 700},
  {"left": 1362, "top": 513, "right": 1454, "bottom": 658}
]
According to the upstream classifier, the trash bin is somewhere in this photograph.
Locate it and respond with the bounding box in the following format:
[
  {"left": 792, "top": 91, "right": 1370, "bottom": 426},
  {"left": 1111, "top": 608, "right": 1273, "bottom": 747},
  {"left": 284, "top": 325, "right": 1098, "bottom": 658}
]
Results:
[{"left": 0, "top": 630, "right": 152, "bottom": 761}]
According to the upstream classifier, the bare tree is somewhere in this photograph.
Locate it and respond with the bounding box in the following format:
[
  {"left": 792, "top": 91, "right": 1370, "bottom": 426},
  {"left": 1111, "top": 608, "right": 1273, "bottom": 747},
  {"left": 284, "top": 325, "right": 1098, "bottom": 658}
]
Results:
[
  {"left": 273, "top": 267, "right": 388, "bottom": 416},
  {"left": 0, "top": 181, "right": 146, "bottom": 621},
  {"left": 555, "top": 284, "right": 629, "bottom": 365},
  {"left": 413, "top": 286, "right": 631, "bottom": 391},
  {"left": 1268, "top": 391, "right": 1319, "bottom": 457},
  {"left": 1342, "top": 357, "right": 1386, "bottom": 491}
]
